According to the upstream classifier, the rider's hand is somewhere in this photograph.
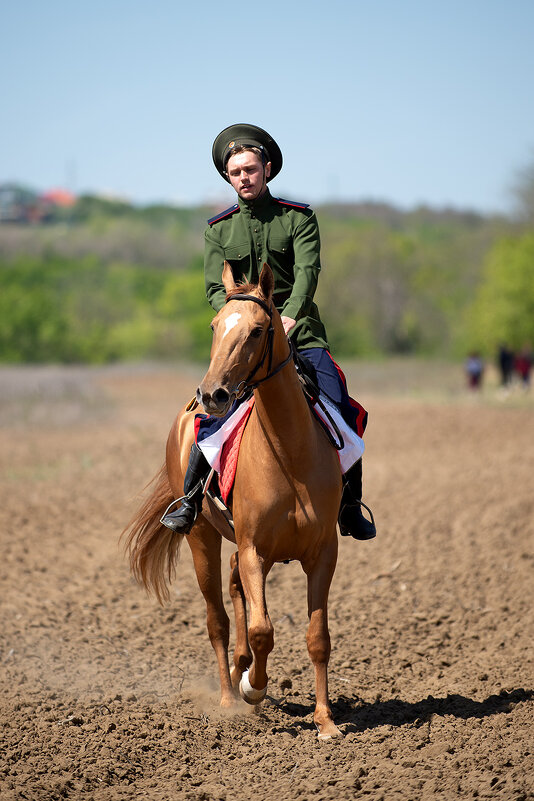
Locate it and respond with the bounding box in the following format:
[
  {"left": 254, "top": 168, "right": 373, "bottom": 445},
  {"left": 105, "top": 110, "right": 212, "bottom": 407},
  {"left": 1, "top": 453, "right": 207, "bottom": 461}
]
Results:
[{"left": 281, "top": 316, "right": 297, "bottom": 335}]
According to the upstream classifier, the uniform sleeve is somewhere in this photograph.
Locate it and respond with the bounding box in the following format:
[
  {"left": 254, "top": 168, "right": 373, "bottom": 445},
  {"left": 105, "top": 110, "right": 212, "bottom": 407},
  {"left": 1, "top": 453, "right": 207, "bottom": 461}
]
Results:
[
  {"left": 204, "top": 225, "right": 227, "bottom": 312},
  {"left": 281, "top": 212, "right": 321, "bottom": 322}
]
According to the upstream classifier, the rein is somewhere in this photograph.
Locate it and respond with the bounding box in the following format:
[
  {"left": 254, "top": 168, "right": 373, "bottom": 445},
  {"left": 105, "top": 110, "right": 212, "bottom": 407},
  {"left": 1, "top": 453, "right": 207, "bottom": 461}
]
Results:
[{"left": 228, "top": 293, "right": 292, "bottom": 396}]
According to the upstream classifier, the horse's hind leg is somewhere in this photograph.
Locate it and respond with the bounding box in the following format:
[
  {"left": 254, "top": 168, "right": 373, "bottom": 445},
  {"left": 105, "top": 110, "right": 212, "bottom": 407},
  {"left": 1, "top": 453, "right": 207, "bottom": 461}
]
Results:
[
  {"left": 187, "top": 521, "right": 235, "bottom": 707},
  {"left": 304, "top": 540, "right": 342, "bottom": 740},
  {"left": 229, "top": 551, "right": 252, "bottom": 689}
]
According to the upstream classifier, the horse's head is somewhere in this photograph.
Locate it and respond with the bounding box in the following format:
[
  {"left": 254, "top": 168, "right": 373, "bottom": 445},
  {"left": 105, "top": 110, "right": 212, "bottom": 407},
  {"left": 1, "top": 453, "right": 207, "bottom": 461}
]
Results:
[{"left": 197, "top": 262, "right": 286, "bottom": 416}]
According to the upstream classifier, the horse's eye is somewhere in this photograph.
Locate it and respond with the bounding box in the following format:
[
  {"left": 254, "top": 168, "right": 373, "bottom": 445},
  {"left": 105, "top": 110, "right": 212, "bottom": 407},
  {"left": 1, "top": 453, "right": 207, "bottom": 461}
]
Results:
[
  {"left": 210, "top": 323, "right": 215, "bottom": 332},
  {"left": 251, "top": 327, "right": 263, "bottom": 339}
]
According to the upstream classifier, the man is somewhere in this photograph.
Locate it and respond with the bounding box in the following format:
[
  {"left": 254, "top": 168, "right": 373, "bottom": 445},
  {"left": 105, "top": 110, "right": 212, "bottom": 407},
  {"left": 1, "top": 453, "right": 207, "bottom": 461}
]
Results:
[{"left": 162, "top": 123, "right": 376, "bottom": 541}]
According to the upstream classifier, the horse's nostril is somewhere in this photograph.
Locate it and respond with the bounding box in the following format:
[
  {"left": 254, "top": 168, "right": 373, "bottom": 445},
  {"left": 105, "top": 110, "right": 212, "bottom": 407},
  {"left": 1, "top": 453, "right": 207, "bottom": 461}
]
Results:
[{"left": 213, "top": 388, "right": 230, "bottom": 406}]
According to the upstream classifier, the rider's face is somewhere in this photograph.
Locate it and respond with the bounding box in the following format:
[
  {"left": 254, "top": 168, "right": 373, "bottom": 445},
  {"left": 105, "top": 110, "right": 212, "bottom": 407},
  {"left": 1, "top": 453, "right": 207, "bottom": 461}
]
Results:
[{"left": 226, "top": 151, "right": 271, "bottom": 201}]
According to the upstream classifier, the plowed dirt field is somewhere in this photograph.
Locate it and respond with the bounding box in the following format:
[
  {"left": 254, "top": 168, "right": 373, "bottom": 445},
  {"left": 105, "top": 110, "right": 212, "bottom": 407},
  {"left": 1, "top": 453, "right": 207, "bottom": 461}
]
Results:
[{"left": 1, "top": 362, "right": 532, "bottom": 800}]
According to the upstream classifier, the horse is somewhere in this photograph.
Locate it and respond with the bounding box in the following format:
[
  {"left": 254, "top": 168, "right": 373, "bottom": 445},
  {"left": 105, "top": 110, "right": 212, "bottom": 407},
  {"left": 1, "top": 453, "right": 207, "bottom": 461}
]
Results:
[{"left": 124, "top": 262, "right": 344, "bottom": 739}]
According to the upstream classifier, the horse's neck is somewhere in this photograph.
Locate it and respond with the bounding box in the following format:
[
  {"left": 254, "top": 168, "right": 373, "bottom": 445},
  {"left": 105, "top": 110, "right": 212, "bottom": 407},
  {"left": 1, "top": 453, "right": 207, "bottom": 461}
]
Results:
[{"left": 253, "top": 345, "right": 315, "bottom": 446}]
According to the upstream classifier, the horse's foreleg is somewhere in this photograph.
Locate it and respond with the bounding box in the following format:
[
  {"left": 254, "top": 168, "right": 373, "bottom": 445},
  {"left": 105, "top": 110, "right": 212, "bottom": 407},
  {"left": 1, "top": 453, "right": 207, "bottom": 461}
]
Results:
[
  {"left": 236, "top": 545, "right": 273, "bottom": 704},
  {"left": 305, "top": 539, "right": 342, "bottom": 740},
  {"left": 188, "top": 522, "right": 235, "bottom": 707},
  {"left": 229, "top": 551, "right": 252, "bottom": 690}
]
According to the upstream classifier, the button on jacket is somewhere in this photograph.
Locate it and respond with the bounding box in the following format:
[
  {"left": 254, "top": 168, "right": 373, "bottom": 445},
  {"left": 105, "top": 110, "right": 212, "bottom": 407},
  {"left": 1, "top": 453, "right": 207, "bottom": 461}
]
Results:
[{"left": 204, "top": 189, "right": 329, "bottom": 351}]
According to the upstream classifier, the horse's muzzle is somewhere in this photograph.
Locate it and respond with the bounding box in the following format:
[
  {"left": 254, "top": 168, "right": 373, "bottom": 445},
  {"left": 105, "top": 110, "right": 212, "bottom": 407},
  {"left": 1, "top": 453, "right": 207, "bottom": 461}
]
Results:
[{"left": 196, "top": 385, "right": 233, "bottom": 416}]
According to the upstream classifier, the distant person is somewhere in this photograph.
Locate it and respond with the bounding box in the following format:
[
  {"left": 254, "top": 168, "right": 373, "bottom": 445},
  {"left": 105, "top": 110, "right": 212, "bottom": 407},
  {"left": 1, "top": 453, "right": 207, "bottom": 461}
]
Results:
[
  {"left": 514, "top": 345, "right": 532, "bottom": 389},
  {"left": 465, "top": 352, "right": 484, "bottom": 390},
  {"left": 161, "top": 123, "right": 376, "bottom": 541},
  {"left": 497, "top": 343, "right": 515, "bottom": 387}
]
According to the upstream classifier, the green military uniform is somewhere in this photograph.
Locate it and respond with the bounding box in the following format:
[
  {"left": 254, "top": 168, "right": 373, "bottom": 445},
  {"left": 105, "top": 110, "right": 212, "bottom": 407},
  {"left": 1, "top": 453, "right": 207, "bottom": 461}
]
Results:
[{"left": 204, "top": 189, "right": 329, "bottom": 352}]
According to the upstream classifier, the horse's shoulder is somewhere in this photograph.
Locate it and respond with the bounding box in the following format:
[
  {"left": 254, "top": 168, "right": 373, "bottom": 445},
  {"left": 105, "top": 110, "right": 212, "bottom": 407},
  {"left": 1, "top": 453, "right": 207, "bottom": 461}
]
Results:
[{"left": 207, "top": 204, "right": 240, "bottom": 226}]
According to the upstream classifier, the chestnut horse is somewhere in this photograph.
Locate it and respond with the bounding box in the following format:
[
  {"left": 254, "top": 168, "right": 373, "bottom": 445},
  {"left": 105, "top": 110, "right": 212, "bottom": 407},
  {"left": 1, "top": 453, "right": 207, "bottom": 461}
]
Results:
[{"left": 125, "top": 263, "right": 343, "bottom": 739}]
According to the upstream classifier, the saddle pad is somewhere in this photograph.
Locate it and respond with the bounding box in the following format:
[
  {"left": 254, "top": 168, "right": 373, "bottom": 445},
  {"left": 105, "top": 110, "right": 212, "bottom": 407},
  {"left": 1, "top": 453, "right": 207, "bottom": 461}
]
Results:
[
  {"left": 312, "top": 394, "right": 365, "bottom": 473},
  {"left": 197, "top": 392, "right": 364, "bottom": 502},
  {"left": 219, "top": 404, "right": 254, "bottom": 503}
]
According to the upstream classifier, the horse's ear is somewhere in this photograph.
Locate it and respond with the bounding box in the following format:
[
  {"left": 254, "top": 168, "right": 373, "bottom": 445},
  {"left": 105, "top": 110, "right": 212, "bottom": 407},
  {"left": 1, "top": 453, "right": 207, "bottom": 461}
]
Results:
[
  {"left": 222, "top": 260, "right": 237, "bottom": 292},
  {"left": 258, "top": 263, "right": 274, "bottom": 301}
]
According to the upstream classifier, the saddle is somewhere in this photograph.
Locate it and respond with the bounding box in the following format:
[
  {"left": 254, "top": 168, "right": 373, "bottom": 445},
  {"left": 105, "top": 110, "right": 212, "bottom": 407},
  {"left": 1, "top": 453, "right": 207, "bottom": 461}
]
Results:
[{"left": 291, "top": 346, "right": 320, "bottom": 399}]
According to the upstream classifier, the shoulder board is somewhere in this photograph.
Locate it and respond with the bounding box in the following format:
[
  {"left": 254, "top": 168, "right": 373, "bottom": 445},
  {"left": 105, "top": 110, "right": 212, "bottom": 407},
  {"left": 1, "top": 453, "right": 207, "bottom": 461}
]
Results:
[
  {"left": 207, "top": 204, "right": 239, "bottom": 225},
  {"left": 275, "top": 197, "right": 310, "bottom": 210}
]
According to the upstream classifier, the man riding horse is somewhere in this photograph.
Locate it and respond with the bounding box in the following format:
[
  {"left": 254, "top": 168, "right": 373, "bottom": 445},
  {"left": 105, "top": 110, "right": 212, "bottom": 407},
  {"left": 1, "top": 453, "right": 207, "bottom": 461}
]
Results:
[{"left": 162, "top": 123, "right": 376, "bottom": 542}]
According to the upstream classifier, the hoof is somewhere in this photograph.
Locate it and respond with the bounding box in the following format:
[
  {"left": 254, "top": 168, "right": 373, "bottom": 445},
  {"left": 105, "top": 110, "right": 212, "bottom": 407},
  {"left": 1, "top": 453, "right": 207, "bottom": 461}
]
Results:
[
  {"left": 316, "top": 722, "right": 343, "bottom": 741},
  {"left": 239, "top": 669, "right": 267, "bottom": 706}
]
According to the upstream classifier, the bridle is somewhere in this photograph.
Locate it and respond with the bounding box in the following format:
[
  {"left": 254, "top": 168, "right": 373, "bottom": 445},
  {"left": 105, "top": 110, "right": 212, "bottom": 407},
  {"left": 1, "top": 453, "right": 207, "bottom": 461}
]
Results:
[{"left": 227, "top": 293, "right": 292, "bottom": 398}]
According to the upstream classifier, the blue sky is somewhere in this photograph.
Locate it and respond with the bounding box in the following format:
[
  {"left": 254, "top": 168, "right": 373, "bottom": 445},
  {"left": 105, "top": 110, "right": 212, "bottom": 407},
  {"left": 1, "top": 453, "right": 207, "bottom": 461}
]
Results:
[{"left": 2, "top": 0, "right": 533, "bottom": 213}]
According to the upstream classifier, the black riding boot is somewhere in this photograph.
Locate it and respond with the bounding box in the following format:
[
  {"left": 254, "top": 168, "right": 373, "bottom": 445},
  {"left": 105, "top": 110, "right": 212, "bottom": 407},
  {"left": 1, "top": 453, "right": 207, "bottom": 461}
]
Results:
[
  {"left": 161, "top": 443, "right": 210, "bottom": 534},
  {"left": 339, "top": 459, "right": 376, "bottom": 540}
]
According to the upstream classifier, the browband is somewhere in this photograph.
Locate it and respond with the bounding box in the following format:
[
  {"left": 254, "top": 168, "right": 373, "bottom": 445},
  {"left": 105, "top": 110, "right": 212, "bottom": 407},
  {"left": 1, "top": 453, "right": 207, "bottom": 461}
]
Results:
[{"left": 228, "top": 293, "right": 272, "bottom": 316}]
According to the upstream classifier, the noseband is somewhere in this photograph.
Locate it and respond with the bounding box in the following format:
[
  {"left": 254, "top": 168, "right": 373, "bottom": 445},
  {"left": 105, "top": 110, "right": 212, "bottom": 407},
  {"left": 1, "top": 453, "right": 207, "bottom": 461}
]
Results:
[{"left": 228, "top": 293, "right": 292, "bottom": 397}]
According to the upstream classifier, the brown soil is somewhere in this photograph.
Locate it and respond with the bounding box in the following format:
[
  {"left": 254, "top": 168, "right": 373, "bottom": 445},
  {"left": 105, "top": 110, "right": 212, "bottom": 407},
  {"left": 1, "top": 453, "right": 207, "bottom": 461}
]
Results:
[{"left": 1, "top": 363, "right": 533, "bottom": 801}]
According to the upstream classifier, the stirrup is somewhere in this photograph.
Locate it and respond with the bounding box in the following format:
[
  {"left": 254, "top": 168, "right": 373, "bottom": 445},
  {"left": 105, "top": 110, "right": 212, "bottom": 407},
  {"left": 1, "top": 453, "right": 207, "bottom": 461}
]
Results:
[
  {"left": 159, "top": 466, "right": 215, "bottom": 530},
  {"left": 357, "top": 499, "right": 376, "bottom": 529},
  {"left": 339, "top": 499, "right": 376, "bottom": 540},
  {"left": 159, "top": 478, "right": 204, "bottom": 528}
]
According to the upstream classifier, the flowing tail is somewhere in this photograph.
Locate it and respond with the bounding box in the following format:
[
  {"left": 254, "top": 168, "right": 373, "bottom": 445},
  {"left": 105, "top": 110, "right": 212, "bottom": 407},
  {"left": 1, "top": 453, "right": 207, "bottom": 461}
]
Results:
[{"left": 122, "top": 464, "right": 184, "bottom": 605}]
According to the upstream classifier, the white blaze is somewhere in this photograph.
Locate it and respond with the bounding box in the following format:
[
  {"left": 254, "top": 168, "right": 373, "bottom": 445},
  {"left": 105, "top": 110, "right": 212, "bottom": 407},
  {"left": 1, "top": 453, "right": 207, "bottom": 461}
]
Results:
[{"left": 223, "top": 312, "right": 241, "bottom": 338}]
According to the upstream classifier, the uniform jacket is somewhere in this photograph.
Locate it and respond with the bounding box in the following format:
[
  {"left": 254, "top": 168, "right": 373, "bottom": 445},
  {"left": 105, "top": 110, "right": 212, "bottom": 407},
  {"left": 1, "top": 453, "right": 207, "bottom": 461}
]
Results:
[{"left": 204, "top": 189, "right": 329, "bottom": 350}]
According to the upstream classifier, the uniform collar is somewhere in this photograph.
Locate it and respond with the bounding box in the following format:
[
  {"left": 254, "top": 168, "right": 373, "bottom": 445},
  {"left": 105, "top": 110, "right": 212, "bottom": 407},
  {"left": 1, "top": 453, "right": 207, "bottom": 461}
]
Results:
[{"left": 237, "top": 188, "right": 273, "bottom": 214}]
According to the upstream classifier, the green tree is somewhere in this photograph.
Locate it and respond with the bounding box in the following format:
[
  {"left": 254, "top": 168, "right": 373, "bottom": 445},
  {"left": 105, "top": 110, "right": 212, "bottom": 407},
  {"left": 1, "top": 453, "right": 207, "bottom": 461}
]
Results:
[
  {"left": 466, "top": 234, "right": 534, "bottom": 353},
  {"left": 157, "top": 260, "right": 213, "bottom": 361}
]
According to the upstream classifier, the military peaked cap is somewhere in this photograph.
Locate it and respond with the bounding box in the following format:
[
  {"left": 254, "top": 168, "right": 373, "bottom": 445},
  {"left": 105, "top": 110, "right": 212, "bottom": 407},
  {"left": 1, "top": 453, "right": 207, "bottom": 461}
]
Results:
[{"left": 212, "top": 123, "right": 283, "bottom": 183}]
